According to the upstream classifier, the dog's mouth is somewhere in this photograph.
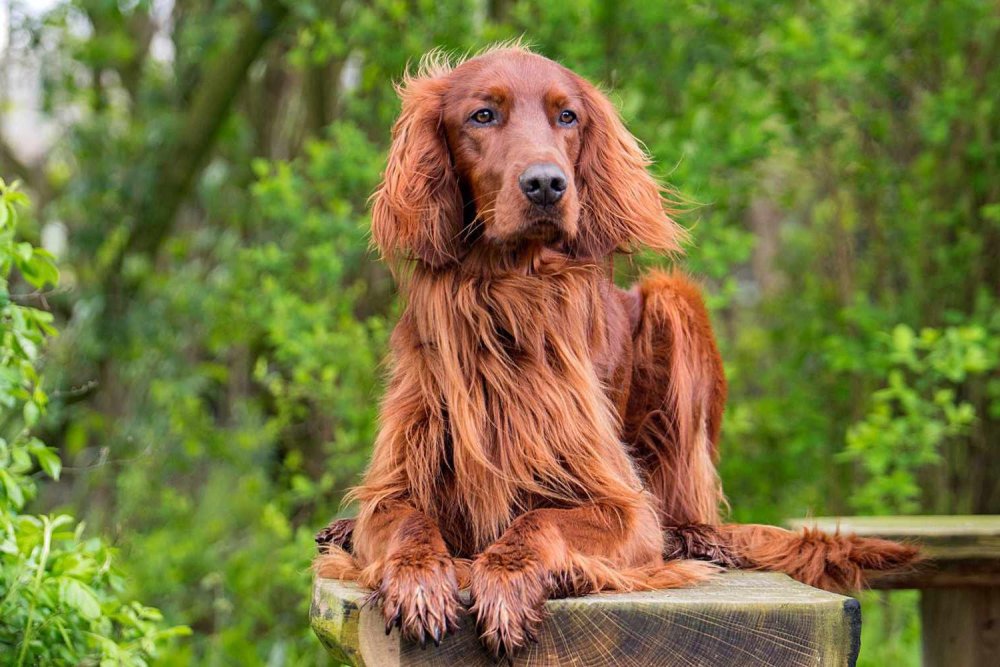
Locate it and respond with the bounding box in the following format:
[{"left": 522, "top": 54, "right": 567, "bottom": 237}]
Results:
[
  {"left": 476, "top": 214, "right": 570, "bottom": 251},
  {"left": 520, "top": 219, "right": 564, "bottom": 243}
]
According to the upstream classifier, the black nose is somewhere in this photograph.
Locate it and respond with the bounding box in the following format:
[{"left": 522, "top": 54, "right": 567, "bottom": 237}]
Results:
[{"left": 518, "top": 163, "right": 567, "bottom": 206}]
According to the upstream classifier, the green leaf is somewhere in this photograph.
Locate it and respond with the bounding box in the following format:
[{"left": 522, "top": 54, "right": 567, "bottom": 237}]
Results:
[
  {"left": 0, "top": 469, "right": 25, "bottom": 508},
  {"left": 61, "top": 578, "right": 102, "bottom": 620},
  {"left": 23, "top": 400, "right": 41, "bottom": 426},
  {"left": 16, "top": 241, "right": 33, "bottom": 263},
  {"left": 35, "top": 447, "right": 63, "bottom": 480}
]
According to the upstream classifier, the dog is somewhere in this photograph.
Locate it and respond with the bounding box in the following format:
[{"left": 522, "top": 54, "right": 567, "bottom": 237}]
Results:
[{"left": 315, "top": 44, "right": 918, "bottom": 658}]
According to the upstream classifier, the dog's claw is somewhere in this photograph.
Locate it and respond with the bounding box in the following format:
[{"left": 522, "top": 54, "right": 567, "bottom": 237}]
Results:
[
  {"left": 376, "top": 552, "right": 460, "bottom": 649},
  {"left": 384, "top": 611, "right": 400, "bottom": 635}
]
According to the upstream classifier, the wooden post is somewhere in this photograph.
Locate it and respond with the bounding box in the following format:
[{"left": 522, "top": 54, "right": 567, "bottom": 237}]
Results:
[
  {"left": 921, "top": 587, "right": 1000, "bottom": 667},
  {"left": 311, "top": 572, "right": 861, "bottom": 666},
  {"left": 788, "top": 515, "right": 1000, "bottom": 667}
]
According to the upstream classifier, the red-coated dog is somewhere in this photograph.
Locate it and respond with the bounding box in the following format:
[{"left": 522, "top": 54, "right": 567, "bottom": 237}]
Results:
[{"left": 316, "top": 45, "right": 918, "bottom": 658}]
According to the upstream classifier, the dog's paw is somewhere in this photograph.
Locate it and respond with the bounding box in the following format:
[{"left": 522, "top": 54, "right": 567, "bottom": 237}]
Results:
[
  {"left": 373, "top": 549, "right": 461, "bottom": 647},
  {"left": 469, "top": 544, "right": 550, "bottom": 658},
  {"left": 663, "top": 523, "right": 746, "bottom": 568},
  {"left": 315, "top": 517, "right": 356, "bottom": 553}
]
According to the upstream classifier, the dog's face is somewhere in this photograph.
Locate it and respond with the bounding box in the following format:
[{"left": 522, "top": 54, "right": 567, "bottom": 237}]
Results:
[
  {"left": 441, "top": 52, "right": 583, "bottom": 248},
  {"left": 371, "top": 46, "right": 683, "bottom": 268}
]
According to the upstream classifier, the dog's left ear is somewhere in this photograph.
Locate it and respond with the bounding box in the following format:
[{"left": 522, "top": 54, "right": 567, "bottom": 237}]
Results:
[{"left": 572, "top": 77, "right": 685, "bottom": 259}]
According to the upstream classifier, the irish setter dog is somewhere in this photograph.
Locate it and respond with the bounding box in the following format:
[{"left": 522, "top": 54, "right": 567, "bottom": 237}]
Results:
[{"left": 315, "top": 45, "right": 918, "bottom": 658}]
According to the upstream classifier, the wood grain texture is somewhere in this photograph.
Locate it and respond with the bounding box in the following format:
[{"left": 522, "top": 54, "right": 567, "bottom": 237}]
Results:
[{"left": 311, "top": 572, "right": 861, "bottom": 666}]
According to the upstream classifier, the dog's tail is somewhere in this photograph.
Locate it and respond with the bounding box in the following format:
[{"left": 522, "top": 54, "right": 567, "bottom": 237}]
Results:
[{"left": 674, "top": 523, "right": 920, "bottom": 592}]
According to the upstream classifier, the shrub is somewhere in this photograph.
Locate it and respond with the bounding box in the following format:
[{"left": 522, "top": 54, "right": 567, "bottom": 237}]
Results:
[{"left": 0, "top": 179, "right": 187, "bottom": 665}]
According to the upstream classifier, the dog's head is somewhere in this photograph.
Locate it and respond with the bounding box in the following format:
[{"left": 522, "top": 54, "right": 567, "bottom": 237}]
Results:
[{"left": 371, "top": 45, "right": 683, "bottom": 268}]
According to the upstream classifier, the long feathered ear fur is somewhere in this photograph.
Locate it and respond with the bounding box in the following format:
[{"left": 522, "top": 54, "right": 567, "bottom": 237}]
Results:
[
  {"left": 572, "top": 76, "right": 686, "bottom": 259},
  {"left": 370, "top": 69, "right": 463, "bottom": 268}
]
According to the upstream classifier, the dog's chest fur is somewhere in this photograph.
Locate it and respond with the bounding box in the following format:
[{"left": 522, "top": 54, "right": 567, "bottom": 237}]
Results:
[{"left": 403, "top": 261, "right": 642, "bottom": 554}]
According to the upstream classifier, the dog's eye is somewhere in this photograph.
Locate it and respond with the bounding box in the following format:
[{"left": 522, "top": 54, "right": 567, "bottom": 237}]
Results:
[
  {"left": 558, "top": 110, "right": 578, "bottom": 126},
  {"left": 470, "top": 108, "right": 496, "bottom": 125}
]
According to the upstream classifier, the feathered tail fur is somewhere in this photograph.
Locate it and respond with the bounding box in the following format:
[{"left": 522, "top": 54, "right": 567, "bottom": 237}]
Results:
[{"left": 664, "top": 522, "right": 920, "bottom": 592}]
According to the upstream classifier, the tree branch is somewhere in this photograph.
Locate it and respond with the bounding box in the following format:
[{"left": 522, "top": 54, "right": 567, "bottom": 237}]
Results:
[
  {"left": 83, "top": 3, "right": 156, "bottom": 104},
  {"left": 109, "top": 0, "right": 289, "bottom": 275},
  {"left": 92, "top": 0, "right": 291, "bottom": 401}
]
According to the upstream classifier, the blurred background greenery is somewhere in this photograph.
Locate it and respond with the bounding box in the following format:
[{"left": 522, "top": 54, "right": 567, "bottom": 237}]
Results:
[{"left": 1, "top": 0, "right": 997, "bottom": 664}]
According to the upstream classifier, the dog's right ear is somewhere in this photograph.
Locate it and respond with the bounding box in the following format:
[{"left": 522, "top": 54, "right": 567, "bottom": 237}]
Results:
[{"left": 371, "top": 73, "right": 463, "bottom": 268}]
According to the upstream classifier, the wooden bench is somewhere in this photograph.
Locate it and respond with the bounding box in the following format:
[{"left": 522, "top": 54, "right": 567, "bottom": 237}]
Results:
[
  {"left": 311, "top": 571, "right": 861, "bottom": 666},
  {"left": 788, "top": 515, "right": 1000, "bottom": 667}
]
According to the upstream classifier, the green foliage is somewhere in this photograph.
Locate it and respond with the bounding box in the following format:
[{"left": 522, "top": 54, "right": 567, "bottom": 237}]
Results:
[
  {"left": 0, "top": 180, "right": 56, "bottom": 517},
  {"left": 842, "top": 323, "right": 1000, "bottom": 514},
  {"left": 40, "top": 128, "right": 391, "bottom": 665},
  {"left": 0, "top": 180, "right": 186, "bottom": 665},
  {"left": 856, "top": 590, "right": 922, "bottom": 667}
]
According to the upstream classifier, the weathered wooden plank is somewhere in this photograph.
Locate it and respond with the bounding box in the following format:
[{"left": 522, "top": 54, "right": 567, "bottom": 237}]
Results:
[{"left": 311, "top": 572, "right": 861, "bottom": 666}]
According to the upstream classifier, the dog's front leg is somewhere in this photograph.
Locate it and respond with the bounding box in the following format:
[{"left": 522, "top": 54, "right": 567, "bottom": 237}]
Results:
[
  {"left": 355, "top": 502, "right": 461, "bottom": 647},
  {"left": 469, "top": 501, "right": 698, "bottom": 658}
]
